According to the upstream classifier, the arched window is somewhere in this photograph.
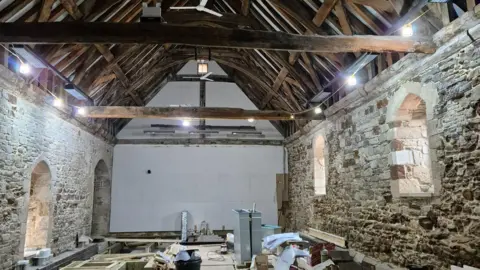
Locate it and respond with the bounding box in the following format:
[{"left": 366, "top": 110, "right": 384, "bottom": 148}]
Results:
[
  {"left": 390, "top": 94, "right": 433, "bottom": 196},
  {"left": 92, "top": 159, "right": 111, "bottom": 236},
  {"left": 314, "top": 136, "right": 327, "bottom": 195},
  {"left": 26, "top": 161, "right": 52, "bottom": 249}
]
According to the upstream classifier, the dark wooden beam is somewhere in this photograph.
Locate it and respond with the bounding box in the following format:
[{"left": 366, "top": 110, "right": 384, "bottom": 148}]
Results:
[
  {"left": 83, "top": 106, "right": 324, "bottom": 120},
  {"left": 0, "top": 23, "right": 436, "bottom": 53},
  {"left": 241, "top": 0, "right": 250, "bottom": 16}
]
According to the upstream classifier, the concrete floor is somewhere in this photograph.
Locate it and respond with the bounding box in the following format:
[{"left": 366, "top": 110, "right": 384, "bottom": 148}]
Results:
[{"left": 188, "top": 245, "right": 236, "bottom": 270}]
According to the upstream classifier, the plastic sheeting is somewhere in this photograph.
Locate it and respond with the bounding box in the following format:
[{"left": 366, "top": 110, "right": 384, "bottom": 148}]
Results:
[{"left": 263, "top": 233, "right": 302, "bottom": 250}]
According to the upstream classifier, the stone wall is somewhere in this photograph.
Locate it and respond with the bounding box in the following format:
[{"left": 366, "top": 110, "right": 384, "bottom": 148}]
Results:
[
  {"left": 0, "top": 66, "right": 113, "bottom": 269},
  {"left": 285, "top": 10, "right": 480, "bottom": 269}
]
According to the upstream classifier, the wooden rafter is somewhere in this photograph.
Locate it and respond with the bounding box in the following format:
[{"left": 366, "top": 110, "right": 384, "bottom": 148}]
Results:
[
  {"left": 83, "top": 106, "right": 323, "bottom": 120},
  {"left": 0, "top": 23, "right": 436, "bottom": 53},
  {"left": 261, "top": 67, "right": 289, "bottom": 108},
  {"left": 38, "top": 0, "right": 55, "bottom": 22}
]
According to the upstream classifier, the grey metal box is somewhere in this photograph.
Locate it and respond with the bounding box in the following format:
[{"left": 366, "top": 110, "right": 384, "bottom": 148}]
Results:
[{"left": 232, "top": 209, "right": 262, "bottom": 264}]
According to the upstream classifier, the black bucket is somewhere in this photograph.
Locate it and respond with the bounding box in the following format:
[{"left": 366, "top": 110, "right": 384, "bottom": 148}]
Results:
[{"left": 175, "top": 250, "right": 202, "bottom": 270}]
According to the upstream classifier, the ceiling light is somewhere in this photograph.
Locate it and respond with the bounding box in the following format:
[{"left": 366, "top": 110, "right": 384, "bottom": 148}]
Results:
[
  {"left": 401, "top": 24, "right": 413, "bottom": 37},
  {"left": 77, "top": 107, "right": 86, "bottom": 116},
  {"left": 197, "top": 61, "right": 208, "bottom": 75},
  {"left": 247, "top": 118, "right": 255, "bottom": 123},
  {"left": 182, "top": 119, "right": 191, "bottom": 127},
  {"left": 290, "top": 115, "right": 295, "bottom": 119},
  {"left": 314, "top": 107, "right": 322, "bottom": 114},
  {"left": 53, "top": 98, "right": 63, "bottom": 108},
  {"left": 19, "top": 63, "right": 31, "bottom": 75},
  {"left": 347, "top": 75, "right": 357, "bottom": 86}
]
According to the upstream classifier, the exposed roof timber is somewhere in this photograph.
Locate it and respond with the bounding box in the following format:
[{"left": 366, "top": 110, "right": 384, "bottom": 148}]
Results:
[
  {"left": 82, "top": 106, "right": 324, "bottom": 120},
  {"left": 163, "top": 10, "right": 253, "bottom": 26},
  {"left": 21, "top": 45, "right": 93, "bottom": 104},
  {"left": 0, "top": 23, "right": 436, "bottom": 53},
  {"left": 308, "top": 0, "right": 431, "bottom": 104}
]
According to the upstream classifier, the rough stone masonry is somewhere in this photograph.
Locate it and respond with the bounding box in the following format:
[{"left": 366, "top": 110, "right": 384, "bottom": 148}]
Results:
[
  {"left": 0, "top": 65, "right": 113, "bottom": 269},
  {"left": 285, "top": 9, "right": 480, "bottom": 270}
]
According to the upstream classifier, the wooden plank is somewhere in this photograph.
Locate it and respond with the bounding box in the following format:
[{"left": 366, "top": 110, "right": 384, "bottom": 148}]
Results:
[
  {"left": 60, "top": 0, "right": 83, "bottom": 19},
  {"left": 261, "top": 67, "right": 289, "bottom": 108},
  {"left": 345, "top": 0, "right": 384, "bottom": 34},
  {"left": 300, "top": 53, "right": 322, "bottom": 91},
  {"left": 104, "top": 238, "right": 179, "bottom": 243},
  {"left": 376, "top": 53, "right": 385, "bottom": 73},
  {"left": 312, "top": 0, "right": 338, "bottom": 26},
  {"left": 351, "top": 0, "right": 395, "bottom": 12},
  {"left": 0, "top": 44, "right": 8, "bottom": 67},
  {"left": 335, "top": 1, "right": 353, "bottom": 35},
  {"left": 305, "top": 228, "right": 346, "bottom": 248},
  {"left": 440, "top": 3, "right": 450, "bottom": 26},
  {"left": 0, "top": 23, "right": 437, "bottom": 54},
  {"left": 288, "top": 0, "right": 338, "bottom": 64},
  {"left": 386, "top": 52, "right": 393, "bottom": 66},
  {"left": 38, "top": 0, "right": 55, "bottom": 22},
  {"left": 241, "top": 0, "right": 250, "bottom": 16},
  {"left": 162, "top": 11, "right": 252, "bottom": 26},
  {"left": 82, "top": 106, "right": 325, "bottom": 120}
]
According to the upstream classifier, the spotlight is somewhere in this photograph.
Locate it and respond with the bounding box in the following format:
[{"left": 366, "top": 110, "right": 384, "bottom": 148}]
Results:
[
  {"left": 247, "top": 118, "right": 255, "bottom": 123},
  {"left": 19, "top": 63, "right": 31, "bottom": 75},
  {"left": 401, "top": 24, "right": 413, "bottom": 37},
  {"left": 77, "top": 107, "right": 86, "bottom": 116},
  {"left": 347, "top": 75, "right": 357, "bottom": 86},
  {"left": 314, "top": 107, "right": 322, "bottom": 114},
  {"left": 290, "top": 115, "right": 295, "bottom": 119},
  {"left": 182, "top": 119, "right": 191, "bottom": 127},
  {"left": 53, "top": 98, "right": 63, "bottom": 108}
]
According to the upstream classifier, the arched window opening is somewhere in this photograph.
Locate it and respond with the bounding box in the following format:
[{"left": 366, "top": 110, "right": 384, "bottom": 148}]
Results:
[
  {"left": 26, "top": 161, "right": 52, "bottom": 249},
  {"left": 390, "top": 94, "right": 433, "bottom": 195},
  {"left": 314, "top": 136, "right": 327, "bottom": 195},
  {"left": 92, "top": 160, "right": 111, "bottom": 236}
]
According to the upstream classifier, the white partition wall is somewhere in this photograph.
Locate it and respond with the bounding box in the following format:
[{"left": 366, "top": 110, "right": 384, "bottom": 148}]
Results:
[{"left": 110, "top": 144, "right": 285, "bottom": 232}]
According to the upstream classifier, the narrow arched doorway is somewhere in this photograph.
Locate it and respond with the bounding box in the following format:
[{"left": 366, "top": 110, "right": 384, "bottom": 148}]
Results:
[
  {"left": 26, "top": 161, "right": 52, "bottom": 249},
  {"left": 91, "top": 160, "right": 111, "bottom": 236}
]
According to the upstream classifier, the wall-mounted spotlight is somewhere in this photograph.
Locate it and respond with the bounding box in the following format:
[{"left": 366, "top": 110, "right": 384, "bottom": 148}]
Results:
[
  {"left": 53, "top": 98, "right": 63, "bottom": 108},
  {"left": 314, "top": 107, "right": 322, "bottom": 114},
  {"left": 182, "top": 119, "right": 191, "bottom": 127},
  {"left": 247, "top": 118, "right": 255, "bottom": 123},
  {"left": 347, "top": 75, "right": 357, "bottom": 86},
  {"left": 19, "top": 62, "right": 31, "bottom": 75},
  {"left": 77, "top": 107, "right": 86, "bottom": 116},
  {"left": 401, "top": 24, "right": 413, "bottom": 37}
]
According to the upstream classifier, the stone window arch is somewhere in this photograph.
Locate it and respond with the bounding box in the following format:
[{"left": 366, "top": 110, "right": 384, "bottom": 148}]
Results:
[
  {"left": 386, "top": 82, "right": 439, "bottom": 197},
  {"left": 314, "top": 135, "right": 327, "bottom": 195}
]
